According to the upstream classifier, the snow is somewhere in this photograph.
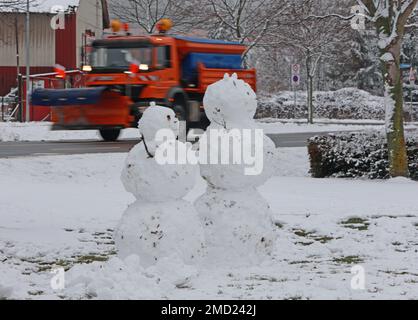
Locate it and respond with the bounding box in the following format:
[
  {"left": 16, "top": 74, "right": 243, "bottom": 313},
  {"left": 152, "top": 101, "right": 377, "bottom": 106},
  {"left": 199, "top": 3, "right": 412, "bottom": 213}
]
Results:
[
  {"left": 117, "top": 106, "right": 204, "bottom": 269},
  {"left": 121, "top": 142, "right": 197, "bottom": 202},
  {"left": 203, "top": 73, "right": 258, "bottom": 129},
  {"left": 0, "top": 122, "right": 141, "bottom": 142},
  {"left": 256, "top": 119, "right": 388, "bottom": 134},
  {"left": 33, "top": 0, "right": 80, "bottom": 13},
  {"left": 193, "top": 74, "right": 278, "bottom": 266},
  {"left": 115, "top": 199, "right": 206, "bottom": 268},
  {"left": 136, "top": 104, "right": 179, "bottom": 153},
  {"left": 381, "top": 52, "right": 394, "bottom": 62},
  {"left": 256, "top": 88, "right": 395, "bottom": 121},
  {"left": 1, "top": 79, "right": 417, "bottom": 299},
  {"left": 0, "top": 120, "right": 389, "bottom": 143},
  {"left": 1, "top": 149, "right": 418, "bottom": 299},
  {"left": 0, "top": 0, "right": 81, "bottom": 13}
]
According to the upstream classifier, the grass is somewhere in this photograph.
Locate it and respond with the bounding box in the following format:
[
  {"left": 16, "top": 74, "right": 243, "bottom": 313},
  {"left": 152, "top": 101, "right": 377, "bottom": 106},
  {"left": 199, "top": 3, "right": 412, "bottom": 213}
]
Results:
[
  {"left": 28, "top": 290, "right": 44, "bottom": 296},
  {"left": 332, "top": 255, "right": 364, "bottom": 265},
  {"left": 294, "top": 229, "right": 315, "bottom": 238},
  {"left": 275, "top": 222, "right": 284, "bottom": 229},
  {"left": 293, "top": 229, "right": 336, "bottom": 244},
  {"left": 340, "top": 217, "right": 370, "bottom": 231},
  {"left": 21, "top": 249, "right": 118, "bottom": 273},
  {"left": 288, "top": 260, "right": 312, "bottom": 265}
]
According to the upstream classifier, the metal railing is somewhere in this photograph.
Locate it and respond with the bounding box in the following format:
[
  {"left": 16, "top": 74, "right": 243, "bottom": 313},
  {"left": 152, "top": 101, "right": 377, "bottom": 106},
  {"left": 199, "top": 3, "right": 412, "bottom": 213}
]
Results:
[{"left": 1, "top": 88, "right": 20, "bottom": 122}]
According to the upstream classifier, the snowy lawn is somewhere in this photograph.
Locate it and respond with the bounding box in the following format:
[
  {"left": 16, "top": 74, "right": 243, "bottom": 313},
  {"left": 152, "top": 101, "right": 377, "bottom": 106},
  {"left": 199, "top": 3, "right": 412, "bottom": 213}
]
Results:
[{"left": 1, "top": 149, "right": 418, "bottom": 299}]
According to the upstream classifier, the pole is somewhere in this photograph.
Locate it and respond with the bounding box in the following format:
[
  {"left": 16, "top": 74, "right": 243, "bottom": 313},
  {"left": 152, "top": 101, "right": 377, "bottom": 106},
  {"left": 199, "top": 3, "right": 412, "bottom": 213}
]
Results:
[
  {"left": 294, "top": 84, "right": 297, "bottom": 109},
  {"left": 25, "top": 0, "right": 30, "bottom": 122},
  {"left": 15, "top": 14, "right": 20, "bottom": 88}
]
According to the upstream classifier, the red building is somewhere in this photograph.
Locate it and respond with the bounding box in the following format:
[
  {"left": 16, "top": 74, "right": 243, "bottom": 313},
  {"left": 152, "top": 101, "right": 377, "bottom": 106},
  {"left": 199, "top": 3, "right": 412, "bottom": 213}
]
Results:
[{"left": 0, "top": 0, "right": 109, "bottom": 97}]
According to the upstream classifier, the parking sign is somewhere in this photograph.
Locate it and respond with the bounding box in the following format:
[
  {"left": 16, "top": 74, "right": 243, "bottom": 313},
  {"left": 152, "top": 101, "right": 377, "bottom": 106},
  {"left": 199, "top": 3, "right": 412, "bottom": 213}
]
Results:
[{"left": 292, "top": 64, "right": 301, "bottom": 86}]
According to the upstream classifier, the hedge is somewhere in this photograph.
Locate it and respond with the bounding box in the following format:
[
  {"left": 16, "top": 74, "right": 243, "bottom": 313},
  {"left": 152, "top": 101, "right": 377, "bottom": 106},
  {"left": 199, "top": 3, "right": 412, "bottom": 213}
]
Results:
[{"left": 308, "top": 131, "right": 418, "bottom": 181}]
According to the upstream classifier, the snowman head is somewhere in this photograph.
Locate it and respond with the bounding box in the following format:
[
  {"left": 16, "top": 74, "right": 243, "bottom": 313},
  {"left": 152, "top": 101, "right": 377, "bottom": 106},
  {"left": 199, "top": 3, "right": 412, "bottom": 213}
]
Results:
[
  {"left": 138, "top": 105, "right": 179, "bottom": 147},
  {"left": 203, "top": 73, "right": 257, "bottom": 128}
]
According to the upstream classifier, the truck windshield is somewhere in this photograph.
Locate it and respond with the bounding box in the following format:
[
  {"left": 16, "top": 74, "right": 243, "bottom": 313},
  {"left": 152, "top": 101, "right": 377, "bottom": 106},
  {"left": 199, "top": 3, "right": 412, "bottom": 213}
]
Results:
[{"left": 91, "top": 47, "right": 153, "bottom": 69}]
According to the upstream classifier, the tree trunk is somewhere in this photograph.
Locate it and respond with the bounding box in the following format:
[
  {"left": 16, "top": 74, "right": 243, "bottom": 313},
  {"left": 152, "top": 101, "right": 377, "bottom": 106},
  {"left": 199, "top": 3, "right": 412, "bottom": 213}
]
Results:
[{"left": 382, "top": 40, "right": 409, "bottom": 177}]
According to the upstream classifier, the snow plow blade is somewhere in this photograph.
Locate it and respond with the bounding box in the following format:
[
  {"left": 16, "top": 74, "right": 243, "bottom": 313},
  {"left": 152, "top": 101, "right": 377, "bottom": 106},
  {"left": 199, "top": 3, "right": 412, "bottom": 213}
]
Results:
[{"left": 31, "top": 87, "right": 107, "bottom": 107}]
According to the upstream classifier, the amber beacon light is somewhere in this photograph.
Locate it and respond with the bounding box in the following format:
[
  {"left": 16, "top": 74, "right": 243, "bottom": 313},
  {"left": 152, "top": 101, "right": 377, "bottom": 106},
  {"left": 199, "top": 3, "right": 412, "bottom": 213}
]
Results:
[{"left": 156, "top": 18, "right": 173, "bottom": 34}]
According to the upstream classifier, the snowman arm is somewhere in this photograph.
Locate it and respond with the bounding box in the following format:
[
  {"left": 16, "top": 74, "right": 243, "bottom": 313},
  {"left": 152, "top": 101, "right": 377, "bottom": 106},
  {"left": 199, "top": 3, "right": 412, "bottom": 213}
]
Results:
[{"left": 141, "top": 135, "right": 154, "bottom": 159}]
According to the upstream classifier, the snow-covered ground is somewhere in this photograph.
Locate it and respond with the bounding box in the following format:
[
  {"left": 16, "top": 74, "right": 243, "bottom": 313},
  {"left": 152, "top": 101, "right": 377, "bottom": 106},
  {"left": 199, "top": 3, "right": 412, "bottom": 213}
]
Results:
[
  {"left": 0, "top": 120, "right": 391, "bottom": 142},
  {"left": 1, "top": 148, "right": 417, "bottom": 300},
  {"left": 0, "top": 122, "right": 141, "bottom": 142}
]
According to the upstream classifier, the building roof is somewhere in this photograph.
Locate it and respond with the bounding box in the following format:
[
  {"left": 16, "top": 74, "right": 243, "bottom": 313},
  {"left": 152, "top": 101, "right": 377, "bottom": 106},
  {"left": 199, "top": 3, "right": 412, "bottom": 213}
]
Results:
[
  {"left": 32, "top": 0, "right": 80, "bottom": 13},
  {"left": 0, "top": 0, "right": 80, "bottom": 13}
]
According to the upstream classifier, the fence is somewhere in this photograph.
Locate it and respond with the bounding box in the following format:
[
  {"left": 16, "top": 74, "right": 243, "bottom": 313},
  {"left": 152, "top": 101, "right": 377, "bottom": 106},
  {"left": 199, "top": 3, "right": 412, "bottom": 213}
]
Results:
[{"left": 3, "top": 70, "right": 85, "bottom": 122}]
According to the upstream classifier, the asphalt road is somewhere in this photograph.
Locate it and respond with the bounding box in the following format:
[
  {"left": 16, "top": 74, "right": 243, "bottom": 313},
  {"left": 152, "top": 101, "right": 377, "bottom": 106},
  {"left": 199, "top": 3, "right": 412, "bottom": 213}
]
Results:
[{"left": 0, "top": 132, "right": 334, "bottom": 158}]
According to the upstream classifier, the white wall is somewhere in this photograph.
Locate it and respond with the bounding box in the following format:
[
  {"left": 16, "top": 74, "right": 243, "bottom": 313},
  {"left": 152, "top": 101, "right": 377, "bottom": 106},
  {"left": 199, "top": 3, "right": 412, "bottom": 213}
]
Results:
[{"left": 76, "top": 0, "right": 103, "bottom": 67}]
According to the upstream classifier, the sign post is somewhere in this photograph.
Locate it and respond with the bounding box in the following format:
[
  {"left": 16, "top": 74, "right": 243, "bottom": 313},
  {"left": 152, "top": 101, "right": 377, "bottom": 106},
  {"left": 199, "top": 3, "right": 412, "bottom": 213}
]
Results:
[
  {"left": 25, "top": 0, "right": 30, "bottom": 122},
  {"left": 291, "top": 64, "right": 301, "bottom": 109}
]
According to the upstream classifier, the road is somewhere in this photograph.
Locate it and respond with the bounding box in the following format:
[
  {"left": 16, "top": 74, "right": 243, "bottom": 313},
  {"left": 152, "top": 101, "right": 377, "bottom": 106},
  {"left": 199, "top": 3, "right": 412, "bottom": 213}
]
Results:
[{"left": 0, "top": 131, "right": 333, "bottom": 158}]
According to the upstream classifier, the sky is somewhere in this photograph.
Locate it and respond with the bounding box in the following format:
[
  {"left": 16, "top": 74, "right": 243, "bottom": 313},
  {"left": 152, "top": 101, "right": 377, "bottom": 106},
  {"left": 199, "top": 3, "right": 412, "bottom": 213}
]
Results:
[{"left": 32, "top": 0, "right": 80, "bottom": 12}]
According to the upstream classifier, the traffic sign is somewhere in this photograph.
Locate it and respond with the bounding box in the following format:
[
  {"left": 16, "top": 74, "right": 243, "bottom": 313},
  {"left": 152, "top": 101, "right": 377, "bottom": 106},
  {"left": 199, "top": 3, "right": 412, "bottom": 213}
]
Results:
[{"left": 291, "top": 64, "right": 301, "bottom": 86}]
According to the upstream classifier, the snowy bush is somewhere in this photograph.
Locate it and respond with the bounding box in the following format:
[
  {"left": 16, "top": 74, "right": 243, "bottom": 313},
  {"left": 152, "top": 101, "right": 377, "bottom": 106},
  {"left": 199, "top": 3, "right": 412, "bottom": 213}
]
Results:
[
  {"left": 308, "top": 130, "right": 418, "bottom": 180},
  {"left": 256, "top": 88, "right": 418, "bottom": 120}
]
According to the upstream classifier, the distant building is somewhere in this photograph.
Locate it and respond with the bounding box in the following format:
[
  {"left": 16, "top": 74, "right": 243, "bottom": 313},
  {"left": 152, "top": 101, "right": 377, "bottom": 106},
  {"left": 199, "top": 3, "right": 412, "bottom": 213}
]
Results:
[{"left": 0, "top": 0, "right": 110, "bottom": 96}]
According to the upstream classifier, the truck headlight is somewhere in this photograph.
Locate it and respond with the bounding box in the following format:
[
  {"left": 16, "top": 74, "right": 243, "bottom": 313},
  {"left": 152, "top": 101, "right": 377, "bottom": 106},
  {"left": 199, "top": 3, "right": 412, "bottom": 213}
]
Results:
[{"left": 139, "top": 64, "right": 149, "bottom": 71}]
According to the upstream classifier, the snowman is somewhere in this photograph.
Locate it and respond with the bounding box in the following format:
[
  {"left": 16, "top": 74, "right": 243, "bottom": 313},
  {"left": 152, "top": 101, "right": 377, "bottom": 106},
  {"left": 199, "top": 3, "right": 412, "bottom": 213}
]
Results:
[
  {"left": 195, "top": 74, "right": 278, "bottom": 267},
  {"left": 116, "top": 105, "right": 205, "bottom": 269}
]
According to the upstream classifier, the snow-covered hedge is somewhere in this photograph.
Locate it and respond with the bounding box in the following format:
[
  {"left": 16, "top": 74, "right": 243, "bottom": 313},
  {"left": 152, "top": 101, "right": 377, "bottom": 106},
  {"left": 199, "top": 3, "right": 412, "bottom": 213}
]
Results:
[
  {"left": 256, "top": 88, "right": 418, "bottom": 120},
  {"left": 308, "top": 130, "right": 418, "bottom": 181}
]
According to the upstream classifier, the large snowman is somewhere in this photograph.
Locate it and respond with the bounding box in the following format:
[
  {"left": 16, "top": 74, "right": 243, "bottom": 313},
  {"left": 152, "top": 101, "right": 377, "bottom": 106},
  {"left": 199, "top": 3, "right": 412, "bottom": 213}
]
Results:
[
  {"left": 116, "top": 105, "right": 205, "bottom": 268},
  {"left": 195, "top": 73, "right": 278, "bottom": 267}
]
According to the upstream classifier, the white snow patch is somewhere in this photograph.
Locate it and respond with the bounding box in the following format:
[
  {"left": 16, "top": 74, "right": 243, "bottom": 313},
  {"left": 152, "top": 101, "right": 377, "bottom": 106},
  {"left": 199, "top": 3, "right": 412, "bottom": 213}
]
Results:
[
  {"left": 0, "top": 122, "right": 140, "bottom": 142},
  {"left": 0, "top": 151, "right": 418, "bottom": 299}
]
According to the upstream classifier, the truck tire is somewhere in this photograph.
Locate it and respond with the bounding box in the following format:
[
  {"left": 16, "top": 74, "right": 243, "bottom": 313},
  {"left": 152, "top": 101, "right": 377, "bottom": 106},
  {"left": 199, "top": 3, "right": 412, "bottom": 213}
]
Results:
[
  {"left": 99, "top": 129, "right": 121, "bottom": 142},
  {"left": 173, "top": 94, "right": 188, "bottom": 121}
]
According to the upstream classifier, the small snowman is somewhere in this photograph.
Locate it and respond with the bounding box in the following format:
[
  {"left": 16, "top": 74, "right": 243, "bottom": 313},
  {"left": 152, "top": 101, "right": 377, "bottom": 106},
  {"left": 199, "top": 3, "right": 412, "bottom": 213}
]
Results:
[
  {"left": 195, "top": 74, "right": 278, "bottom": 267},
  {"left": 116, "top": 105, "right": 205, "bottom": 269}
]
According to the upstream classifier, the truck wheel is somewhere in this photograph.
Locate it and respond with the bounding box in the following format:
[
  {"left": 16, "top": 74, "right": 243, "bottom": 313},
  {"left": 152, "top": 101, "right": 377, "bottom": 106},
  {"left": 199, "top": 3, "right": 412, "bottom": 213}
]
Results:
[
  {"left": 99, "top": 129, "right": 121, "bottom": 142},
  {"left": 188, "top": 113, "right": 210, "bottom": 131}
]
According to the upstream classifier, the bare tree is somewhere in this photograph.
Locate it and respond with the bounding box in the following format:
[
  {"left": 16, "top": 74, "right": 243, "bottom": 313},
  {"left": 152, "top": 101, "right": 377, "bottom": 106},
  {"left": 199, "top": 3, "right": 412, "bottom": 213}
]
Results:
[
  {"left": 110, "top": 0, "right": 199, "bottom": 34},
  {"left": 0, "top": 0, "right": 37, "bottom": 11},
  {"left": 267, "top": 0, "right": 352, "bottom": 123},
  {"left": 203, "top": 0, "right": 292, "bottom": 59}
]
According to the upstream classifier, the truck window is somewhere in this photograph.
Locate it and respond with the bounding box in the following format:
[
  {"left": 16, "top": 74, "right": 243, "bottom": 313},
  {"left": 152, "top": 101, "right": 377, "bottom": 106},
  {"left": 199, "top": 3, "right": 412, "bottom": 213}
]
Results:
[
  {"left": 91, "top": 47, "right": 152, "bottom": 69},
  {"left": 156, "top": 46, "right": 171, "bottom": 69}
]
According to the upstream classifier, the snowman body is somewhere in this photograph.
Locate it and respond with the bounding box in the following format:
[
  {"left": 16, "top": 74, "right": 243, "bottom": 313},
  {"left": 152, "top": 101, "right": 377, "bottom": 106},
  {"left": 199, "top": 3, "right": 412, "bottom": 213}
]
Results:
[
  {"left": 116, "top": 106, "right": 205, "bottom": 268},
  {"left": 195, "top": 74, "right": 278, "bottom": 267}
]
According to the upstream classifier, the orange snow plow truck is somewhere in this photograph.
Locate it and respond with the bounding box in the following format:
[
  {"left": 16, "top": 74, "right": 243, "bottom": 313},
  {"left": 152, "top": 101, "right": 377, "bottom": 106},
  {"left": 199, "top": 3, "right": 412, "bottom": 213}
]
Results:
[{"left": 31, "top": 20, "right": 256, "bottom": 141}]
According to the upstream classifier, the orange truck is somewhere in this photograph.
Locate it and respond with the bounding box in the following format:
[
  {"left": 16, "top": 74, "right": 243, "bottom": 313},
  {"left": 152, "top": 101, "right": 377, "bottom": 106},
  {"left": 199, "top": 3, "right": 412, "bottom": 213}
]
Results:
[{"left": 31, "top": 21, "right": 256, "bottom": 141}]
